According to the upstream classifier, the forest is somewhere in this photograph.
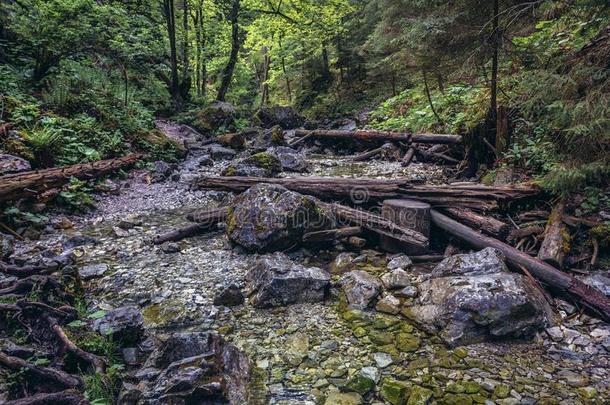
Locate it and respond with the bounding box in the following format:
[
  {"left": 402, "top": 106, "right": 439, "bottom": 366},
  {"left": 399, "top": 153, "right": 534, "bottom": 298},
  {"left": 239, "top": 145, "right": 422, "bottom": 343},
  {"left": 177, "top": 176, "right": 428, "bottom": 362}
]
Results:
[{"left": 1, "top": 0, "right": 610, "bottom": 404}]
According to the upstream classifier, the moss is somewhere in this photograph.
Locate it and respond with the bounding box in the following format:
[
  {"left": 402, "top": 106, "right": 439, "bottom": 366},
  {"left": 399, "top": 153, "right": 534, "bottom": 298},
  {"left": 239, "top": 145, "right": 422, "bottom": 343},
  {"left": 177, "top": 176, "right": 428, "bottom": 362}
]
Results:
[
  {"left": 440, "top": 393, "right": 473, "bottom": 405},
  {"left": 223, "top": 165, "right": 238, "bottom": 177},
  {"left": 270, "top": 125, "right": 285, "bottom": 144},
  {"left": 346, "top": 375, "right": 375, "bottom": 395},
  {"left": 407, "top": 385, "right": 433, "bottom": 405},
  {"left": 369, "top": 330, "right": 394, "bottom": 345},
  {"left": 245, "top": 152, "right": 281, "bottom": 173},
  {"left": 380, "top": 379, "right": 411, "bottom": 405},
  {"left": 493, "top": 384, "right": 511, "bottom": 399},
  {"left": 395, "top": 332, "right": 420, "bottom": 353}
]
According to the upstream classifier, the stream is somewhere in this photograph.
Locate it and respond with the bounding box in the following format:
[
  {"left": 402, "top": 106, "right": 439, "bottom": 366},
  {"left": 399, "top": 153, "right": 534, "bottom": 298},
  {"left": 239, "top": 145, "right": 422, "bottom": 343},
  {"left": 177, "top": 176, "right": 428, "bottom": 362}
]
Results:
[{"left": 11, "top": 121, "right": 609, "bottom": 404}]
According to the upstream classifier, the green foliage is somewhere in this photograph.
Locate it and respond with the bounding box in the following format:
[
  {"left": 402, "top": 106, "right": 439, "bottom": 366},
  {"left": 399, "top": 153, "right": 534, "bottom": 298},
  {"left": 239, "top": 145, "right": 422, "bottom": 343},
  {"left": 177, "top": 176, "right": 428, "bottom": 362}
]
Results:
[
  {"left": 2, "top": 207, "right": 49, "bottom": 229},
  {"left": 58, "top": 178, "right": 95, "bottom": 211}
]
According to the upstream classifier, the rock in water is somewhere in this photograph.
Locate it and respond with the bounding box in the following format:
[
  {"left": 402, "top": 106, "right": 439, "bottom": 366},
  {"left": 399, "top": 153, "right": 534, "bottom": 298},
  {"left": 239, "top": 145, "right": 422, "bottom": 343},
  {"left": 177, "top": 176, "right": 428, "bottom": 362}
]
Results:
[
  {"left": 92, "top": 306, "right": 144, "bottom": 344},
  {"left": 407, "top": 248, "right": 552, "bottom": 347},
  {"left": 226, "top": 184, "right": 327, "bottom": 252},
  {"left": 0, "top": 154, "right": 31, "bottom": 175},
  {"left": 254, "top": 106, "right": 304, "bottom": 129},
  {"left": 339, "top": 270, "right": 382, "bottom": 309},
  {"left": 193, "top": 101, "right": 236, "bottom": 133},
  {"left": 246, "top": 252, "right": 330, "bottom": 308}
]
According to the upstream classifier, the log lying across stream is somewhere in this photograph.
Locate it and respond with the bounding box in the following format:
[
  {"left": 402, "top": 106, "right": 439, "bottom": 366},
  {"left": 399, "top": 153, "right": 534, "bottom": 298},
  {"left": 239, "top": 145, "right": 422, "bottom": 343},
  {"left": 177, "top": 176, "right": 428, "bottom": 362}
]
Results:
[
  {"left": 193, "top": 176, "right": 539, "bottom": 211},
  {"left": 0, "top": 153, "right": 142, "bottom": 204},
  {"left": 430, "top": 210, "right": 610, "bottom": 321},
  {"left": 293, "top": 129, "right": 463, "bottom": 144}
]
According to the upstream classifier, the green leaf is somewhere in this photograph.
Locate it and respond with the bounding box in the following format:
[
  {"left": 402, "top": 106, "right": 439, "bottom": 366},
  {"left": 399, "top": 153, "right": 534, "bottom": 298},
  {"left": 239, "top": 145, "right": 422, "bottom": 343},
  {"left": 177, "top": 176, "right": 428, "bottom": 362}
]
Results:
[{"left": 87, "top": 310, "right": 107, "bottom": 320}]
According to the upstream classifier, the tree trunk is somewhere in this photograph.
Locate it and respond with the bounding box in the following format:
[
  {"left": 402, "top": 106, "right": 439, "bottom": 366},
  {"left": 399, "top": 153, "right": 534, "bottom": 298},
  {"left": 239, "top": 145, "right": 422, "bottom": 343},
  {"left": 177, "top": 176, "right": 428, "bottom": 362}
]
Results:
[
  {"left": 293, "top": 129, "right": 461, "bottom": 144},
  {"left": 217, "top": 0, "right": 241, "bottom": 101},
  {"left": 193, "top": 176, "right": 539, "bottom": 211},
  {"left": 163, "top": 0, "right": 182, "bottom": 109},
  {"left": 423, "top": 69, "right": 443, "bottom": 126},
  {"left": 380, "top": 199, "right": 431, "bottom": 254},
  {"left": 442, "top": 207, "right": 510, "bottom": 239},
  {"left": 181, "top": 0, "right": 189, "bottom": 80},
  {"left": 538, "top": 200, "right": 570, "bottom": 268},
  {"left": 260, "top": 45, "right": 270, "bottom": 106},
  {"left": 0, "top": 154, "right": 141, "bottom": 204},
  {"left": 430, "top": 210, "right": 610, "bottom": 322}
]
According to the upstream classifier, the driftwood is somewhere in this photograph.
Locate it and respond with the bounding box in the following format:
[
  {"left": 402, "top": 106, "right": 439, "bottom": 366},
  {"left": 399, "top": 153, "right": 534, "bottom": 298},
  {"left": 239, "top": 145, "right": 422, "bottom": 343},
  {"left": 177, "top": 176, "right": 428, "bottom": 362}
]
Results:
[
  {"left": 324, "top": 203, "right": 429, "bottom": 250},
  {"left": 442, "top": 207, "right": 510, "bottom": 239},
  {"left": 507, "top": 225, "right": 545, "bottom": 242},
  {"left": 293, "top": 129, "right": 462, "bottom": 144},
  {"left": 538, "top": 201, "right": 570, "bottom": 268},
  {"left": 0, "top": 154, "right": 141, "bottom": 204},
  {"left": 193, "top": 176, "right": 539, "bottom": 211},
  {"left": 4, "top": 390, "right": 88, "bottom": 405},
  {"left": 430, "top": 210, "right": 610, "bottom": 321},
  {"left": 154, "top": 207, "right": 229, "bottom": 244},
  {"left": 0, "top": 352, "right": 82, "bottom": 388},
  {"left": 302, "top": 227, "right": 363, "bottom": 243},
  {"left": 401, "top": 146, "right": 417, "bottom": 167}
]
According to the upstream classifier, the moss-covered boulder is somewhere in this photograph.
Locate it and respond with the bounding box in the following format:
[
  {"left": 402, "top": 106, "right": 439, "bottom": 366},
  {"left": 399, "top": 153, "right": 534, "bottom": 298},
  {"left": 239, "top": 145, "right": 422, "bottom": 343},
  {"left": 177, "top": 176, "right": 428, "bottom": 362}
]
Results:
[
  {"left": 407, "top": 385, "right": 433, "bottom": 405},
  {"left": 193, "top": 101, "right": 236, "bottom": 134},
  {"left": 346, "top": 374, "right": 375, "bottom": 395},
  {"left": 222, "top": 151, "right": 282, "bottom": 177},
  {"left": 226, "top": 183, "right": 329, "bottom": 252},
  {"left": 380, "top": 379, "right": 411, "bottom": 405}
]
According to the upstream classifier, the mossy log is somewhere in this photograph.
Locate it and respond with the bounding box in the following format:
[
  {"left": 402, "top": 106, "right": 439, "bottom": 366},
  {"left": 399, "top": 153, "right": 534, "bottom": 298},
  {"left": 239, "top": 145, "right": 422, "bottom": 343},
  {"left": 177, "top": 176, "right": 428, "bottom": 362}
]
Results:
[
  {"left": 0, "top": 154, "right": 142, "bottom": 204},
  {"left": 430, "top": 209, "right": 610, "bottom": 321}
]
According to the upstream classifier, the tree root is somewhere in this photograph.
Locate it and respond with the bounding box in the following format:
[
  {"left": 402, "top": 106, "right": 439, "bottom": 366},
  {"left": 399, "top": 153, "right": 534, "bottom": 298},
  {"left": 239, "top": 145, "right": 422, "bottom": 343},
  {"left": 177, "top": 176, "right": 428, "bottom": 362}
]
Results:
[
  {"left": 0, "top": 352, "right": 82, "bottom": 389},
  {"left": 4, "top": 389, "right": 88, "bottom": 405}
]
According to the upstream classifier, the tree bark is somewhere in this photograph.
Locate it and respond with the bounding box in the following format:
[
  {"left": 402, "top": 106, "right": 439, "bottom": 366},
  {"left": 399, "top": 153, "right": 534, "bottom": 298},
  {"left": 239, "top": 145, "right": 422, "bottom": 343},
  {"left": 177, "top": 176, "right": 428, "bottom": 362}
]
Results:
[
  {"left": 163, "top": 0, "right": 182, "bottom": 109},
  {"left": 538, "top": 200, "right": 570, "bottom": 268},
  {"left": 0, "top": 154, "right": 141, "bottom": 204},
  {"left": 293, "top": 129, "right": 462, "bottom": 145},
  {"left": 442, "top": 207, "right": 510, "bottom": 239},
  {"left": 430, "top": 210, "right": 610, "bottom": 321},
  {"left": 217, "top": 0, "right": 241, "bottom": 101}
]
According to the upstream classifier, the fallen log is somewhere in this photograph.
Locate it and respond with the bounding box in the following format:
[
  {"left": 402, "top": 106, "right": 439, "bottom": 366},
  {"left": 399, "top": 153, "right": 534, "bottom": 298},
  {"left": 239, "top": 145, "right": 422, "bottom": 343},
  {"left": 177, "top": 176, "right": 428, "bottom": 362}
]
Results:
[
  {"left": 155, "top": 207, "right": 229, "bottom": 244},
  {"left": 442, "top": 207, "right": 510, "bottom": 239},
  {"left": 302, "top": 227, "right": 363, "bottom": 243},
  {"left": 324, "top": 203, "right": 429, "bottom": 250},
  {"left": 430, "top": 210, "right": 610, "bottom": 321},
  {"left": 4, "top": 389, "right": 88, "bottom": 405},
  {"left": 401, "top": 146, "right": 417, "bottom": 167},
  {"left": 345, "top": 236, "right": 367, "bottom": 249},
  {"left": 0, "top": 154, "right": 142, "bottom": 204},
  {"left": 538, "top": 200, "right": 570, "bottom": 268},
  {"left": 507, "top": 225, "right": 545, "bottom": 242},
  {"left": 0, "top": 351, "right": 82, "bottom": 389},
  {"left": 193, "top": 176, "right": 540, "bottom": 211},
  {"left": 294, "top": 129, "right": 462, "bottom": 144}
]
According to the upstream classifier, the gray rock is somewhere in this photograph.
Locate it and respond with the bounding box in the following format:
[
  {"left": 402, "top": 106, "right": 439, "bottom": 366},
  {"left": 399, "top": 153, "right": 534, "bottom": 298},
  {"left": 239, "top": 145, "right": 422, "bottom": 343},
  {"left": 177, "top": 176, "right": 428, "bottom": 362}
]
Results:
[
  {"left": 546, "top": 326, "right": 564, "bottom": 342},
  {"left": 213, "top": 284, "right": 244, "bottom": 307},
  {"left": 246, "top": 252, "right": 330, "bottom": 308},
  {"left": 431, "top": 247, "right": 508, "bottom": 277},
  {"left": 268, "top": 146, "right": 309, "bottom": 173},
  {"left": 92, "top": 306, "right": 144, "bottom": 344},
  {"left": 373, "top": 352, "right": 393, "bottom": 368},
  {"left": 387, "top": 254, "right": 413, "bottom": 270},
  {"left": 160, "top": 242, "right": 180, "bottom": 254},
  {"left": 395, "top": 285, "right": 418, "bottom": 299},
  {"left": 150, "top": 160, "right": 174, "bottom": 182},
  {"left": 381, "top": 268, "right": 411, "bottom": 290},
  {"left": 0, "top": 233, "right": 15, "bottom": 260},
  {"left": 375, "top": 294, "right": 400, "bottom": 314},
  {"left": 202, "top": 144, "right": 237, "bottom": 161},
  {"left": 79, "top": 263, "right": 108, "bottom": 280},
  {"left": 193, "top": 101, "right": 236, "bottom": 133},
  {"left": 360, "top": 366, "right": 380, "bottom": 383},
  {"left": 580, "top": 273, "right": 610, "bottom": 296},
  {"left": 227, "top": 184, "right": 328, "bottom": 252},
  {"left": 339, "top": 270, "right": 382, "bottom": 309},
  {"left": 0, "top": 154, "right": 31, "bottom": 175},
  {"left": 408, "top": 248, "right": 552, "bottom": 347},
  {"left": 62, "top": 235, "right": 99, "bottom": 250}
]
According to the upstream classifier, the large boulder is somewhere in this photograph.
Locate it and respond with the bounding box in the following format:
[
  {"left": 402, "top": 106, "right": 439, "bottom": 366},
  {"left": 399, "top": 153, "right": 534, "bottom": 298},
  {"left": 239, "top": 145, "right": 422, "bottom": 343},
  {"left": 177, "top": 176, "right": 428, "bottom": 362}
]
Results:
[
  {"left": 251, "top": 125, "right": 286, "bottom": 151},
  {"left": 254, "top": 106, "right": 304, "bottom": 129},
  {"left": 222, "top": 151, "right": 282, "bottom": 177},
  {"left": 226, "top": 184, "right": 328, "bottom": 252},
  {"left": 246, "top": 252, "right": 330, "bottom": 307},
  {"left": 268, "top": 146, "right": 309, "bottom": 173},
  {"left": 201, "top": 144, "right": 237, "bottom": 161},
  {"left": 339, "top": 270, "right": 382, "bottom": 309},
  {"left": 193, "top": 101, "right": 236, "bottom": 134},
  {"left": 406, "top": 248, "right": 552, "bottom": 347},
  {"left": 131, "top": 332, "right": 251, "bottom": 404},
  {"left": 0, "top": 154, "right": 31, "bottom": 175}
]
